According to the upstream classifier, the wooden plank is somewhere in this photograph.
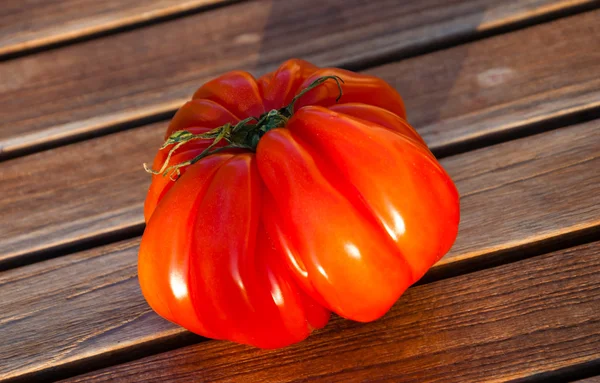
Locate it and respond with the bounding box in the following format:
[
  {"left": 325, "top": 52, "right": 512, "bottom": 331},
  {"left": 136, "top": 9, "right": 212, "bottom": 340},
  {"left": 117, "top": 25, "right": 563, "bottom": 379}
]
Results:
[
  {"left": 0, "top": 0, "right": 231, "bottom": 57},
  {"left": 1, "top": 120, "right": 598, "bottom": 381},
  {"left": 0, "top": 237, "right": 177, "bottom": 382},
  {"left": 60, "top": 241, "right": 600, "bottom": 383},
  {"left": 437, "top": 123, "right": 600, "bottom": 267},
  {"left": 0, "top": 122, "right": 164, "bottom": 266},
  {"left": 0, "top": 0, "right": 597, "bottom": 158},
  {"left": 2, "top": 10, "right": 599, "bottom": 266},
  {"left": 366, "top": 9, "right": 600, "bottom": 152}
]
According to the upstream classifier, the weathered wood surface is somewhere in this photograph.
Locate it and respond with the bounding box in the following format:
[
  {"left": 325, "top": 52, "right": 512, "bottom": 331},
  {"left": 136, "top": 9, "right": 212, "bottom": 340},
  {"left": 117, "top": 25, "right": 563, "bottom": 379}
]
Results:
[
  {"left": 1, "top": 121, "right": 598, "bottom": 381},
  {"left": 61, "top": 241, "right": 600, "bottom": 382},
  {"left": 0, "top": 123, "right": 164, "bottom": 266},
  {"left": 1, "top": 1, "right": 599, "bottom": 381},
  {"left": 1, "top": 0, "right": 596, "bottom": 157},
  {"left": 0, "top": 0, "right": 231, "bottom": 57},
  {"left": 2, "top": 10, "right": 600, "bottom": 266},
  {"left": 437, "top": 120, "right": 600, "bottom": 266},
  {"left": 0, "top": 238, "right": 176, "bottom": 382},
  {"left": 366, "top": 9, "right": 600, "bottom": 151}
]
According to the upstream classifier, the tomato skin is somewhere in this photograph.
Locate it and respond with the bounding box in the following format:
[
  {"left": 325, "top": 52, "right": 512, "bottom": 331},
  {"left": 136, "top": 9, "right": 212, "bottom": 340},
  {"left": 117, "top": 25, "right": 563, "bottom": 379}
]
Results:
[
  {"left": 139, "top": 59, "right": 459, "bottom": 348},
  {"left": 258, "top": 59, "right": 319, "bottom": 110},
  {"left": 257, "top": 127, "right": 414, "bottom": 321},
  {"left": 294, "top": 68, "right": 406, "bottom": 119},
  {"left": 140, "top": 152, "right": 329, "bottom": 348},
  {"left": 285, "top": 107, "right": 458, "bottom": 279}
]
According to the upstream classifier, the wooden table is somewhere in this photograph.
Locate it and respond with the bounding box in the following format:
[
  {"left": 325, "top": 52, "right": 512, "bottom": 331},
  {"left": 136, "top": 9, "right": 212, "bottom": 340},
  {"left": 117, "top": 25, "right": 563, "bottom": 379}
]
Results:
[{"left": 1, "top": 1, "right": 599, "bottom": 382}]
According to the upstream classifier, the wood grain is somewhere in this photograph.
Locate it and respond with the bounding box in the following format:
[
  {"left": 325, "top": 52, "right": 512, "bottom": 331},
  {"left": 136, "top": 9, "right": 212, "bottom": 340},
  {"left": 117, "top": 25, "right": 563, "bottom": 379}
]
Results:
[
  {"left": 60, "top": 241, "right": 600, "bottom": 383},
  {"left": 0, "top": 238, "right": 179, "bottom": 383},
  {"left": 2, "top": 10, "right": 599, "bottom": 265},
  {"left": 438, "top": 121, "right": 600, "bottom": 266},
  {"left": 366, "top": 9, "right": 600, "bottom": 151},
  {"left": 0, "top": 122, "right": 164, "bottom": 266},
  {"left": 1, "top": 0, "right": 597, "bottom": 157},
  {"left": 0, "top": 0, "right": 231, "bottom": 57},
  {"left": 1, "top": 121, "right": 598, "bottom": 381}
]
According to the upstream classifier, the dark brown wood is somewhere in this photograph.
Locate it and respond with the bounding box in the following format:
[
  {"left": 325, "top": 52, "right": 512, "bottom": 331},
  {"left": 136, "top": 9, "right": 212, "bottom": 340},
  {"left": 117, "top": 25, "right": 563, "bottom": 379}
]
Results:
[
  {"left": 0, "top": 238, "right": 178, "bottom": 382},
  {"left": 1, "top": 121, "right": 598, "bottom": 381},
  {"left": 0, "top": 123, "right": 164, "bottom": 265},
  {"left": 1, "top": 0, "right": 597, "bottom": 157},
  {"left": 0, "top": 0, "right": 229, "bottom": 57},
  {"left": 438, "top": 120, "right": 600, "bottom": 266},
  {"left": 2, "top": 10, "right": 600, "bottom": 265},
  {"left": 61, "top": 241, "right": 600, "bottom": 383},
  {"left": 366, "top": 9, "right": 600, "bottom": 150}
]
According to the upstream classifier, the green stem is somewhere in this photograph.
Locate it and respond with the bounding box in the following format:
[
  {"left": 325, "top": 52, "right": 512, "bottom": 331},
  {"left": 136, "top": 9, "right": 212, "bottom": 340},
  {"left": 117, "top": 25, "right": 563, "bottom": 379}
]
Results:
[{"left": 143, "top": 75, "right": 344, "bottom": 180}]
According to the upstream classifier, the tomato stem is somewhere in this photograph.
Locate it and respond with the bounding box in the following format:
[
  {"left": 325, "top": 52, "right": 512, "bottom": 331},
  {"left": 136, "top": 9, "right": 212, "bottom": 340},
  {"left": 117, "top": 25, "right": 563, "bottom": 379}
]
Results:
[{"left": 143, "top": 75, "right": 344, "bottom": 180}]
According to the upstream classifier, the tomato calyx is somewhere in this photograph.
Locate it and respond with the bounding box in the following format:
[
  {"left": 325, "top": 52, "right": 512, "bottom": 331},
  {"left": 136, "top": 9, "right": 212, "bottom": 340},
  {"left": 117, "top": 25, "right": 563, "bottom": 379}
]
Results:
[{"left": 144, "top": 75, "right": 344, "bottom": 180}]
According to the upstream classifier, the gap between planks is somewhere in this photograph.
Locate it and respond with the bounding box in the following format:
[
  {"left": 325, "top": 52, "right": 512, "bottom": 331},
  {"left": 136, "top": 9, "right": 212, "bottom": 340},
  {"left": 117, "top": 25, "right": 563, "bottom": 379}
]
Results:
[
  {"left": 0, "top": 0, "right": 242, "bottom": 61},
  {"left": 0, "top": 119, "right": 599, "bottom": 382},
  {"left": 1, "top": 9, "right": 599, "bottom": 269},
  {"left": 4, "top": 235, "right": 599, "bottom": 383},
  {"left": 50, "top": 242, "right": 600, "bottom": 382},
  {"left": 0, "top": 1, "right": 596, "bottom": 382},
  {"left": 1, "top": 0, "right": 599, "bottom": 160},
  {"left": 514, "top": 360, "right": 600, "bottom": 383}
]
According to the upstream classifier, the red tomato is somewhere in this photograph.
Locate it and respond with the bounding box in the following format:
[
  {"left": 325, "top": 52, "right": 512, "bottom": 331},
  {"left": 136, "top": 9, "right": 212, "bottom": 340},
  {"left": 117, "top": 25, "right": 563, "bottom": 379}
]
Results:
[{"left": 139, "top": 59, "right": 459, "bottom": 348}]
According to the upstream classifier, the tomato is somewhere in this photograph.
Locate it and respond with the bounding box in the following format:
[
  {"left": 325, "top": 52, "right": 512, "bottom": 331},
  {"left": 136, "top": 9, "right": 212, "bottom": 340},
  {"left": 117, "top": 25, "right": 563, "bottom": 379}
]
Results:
[{"left": 139, "top": 59, "right": 460, "bottom": 349}]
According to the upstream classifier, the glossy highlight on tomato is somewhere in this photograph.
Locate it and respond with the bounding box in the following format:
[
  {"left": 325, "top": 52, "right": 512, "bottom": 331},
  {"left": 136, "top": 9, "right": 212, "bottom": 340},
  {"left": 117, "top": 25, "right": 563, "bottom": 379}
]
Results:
[{"left": 139, "top": 59, "right": 460, "bottom": 349}]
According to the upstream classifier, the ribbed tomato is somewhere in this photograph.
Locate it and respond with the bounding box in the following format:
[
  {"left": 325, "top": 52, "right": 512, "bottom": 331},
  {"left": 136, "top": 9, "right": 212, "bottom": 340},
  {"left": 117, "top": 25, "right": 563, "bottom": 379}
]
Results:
[{"left": 139, "top": 59, "right": 459, "bottom": 349}]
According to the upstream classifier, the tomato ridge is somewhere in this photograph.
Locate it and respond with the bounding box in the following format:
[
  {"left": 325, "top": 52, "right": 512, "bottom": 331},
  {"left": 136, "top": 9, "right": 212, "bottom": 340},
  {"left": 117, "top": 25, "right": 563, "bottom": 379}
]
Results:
[{"left": 143, "top": 76, "right": 344, "bottom": 180}]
